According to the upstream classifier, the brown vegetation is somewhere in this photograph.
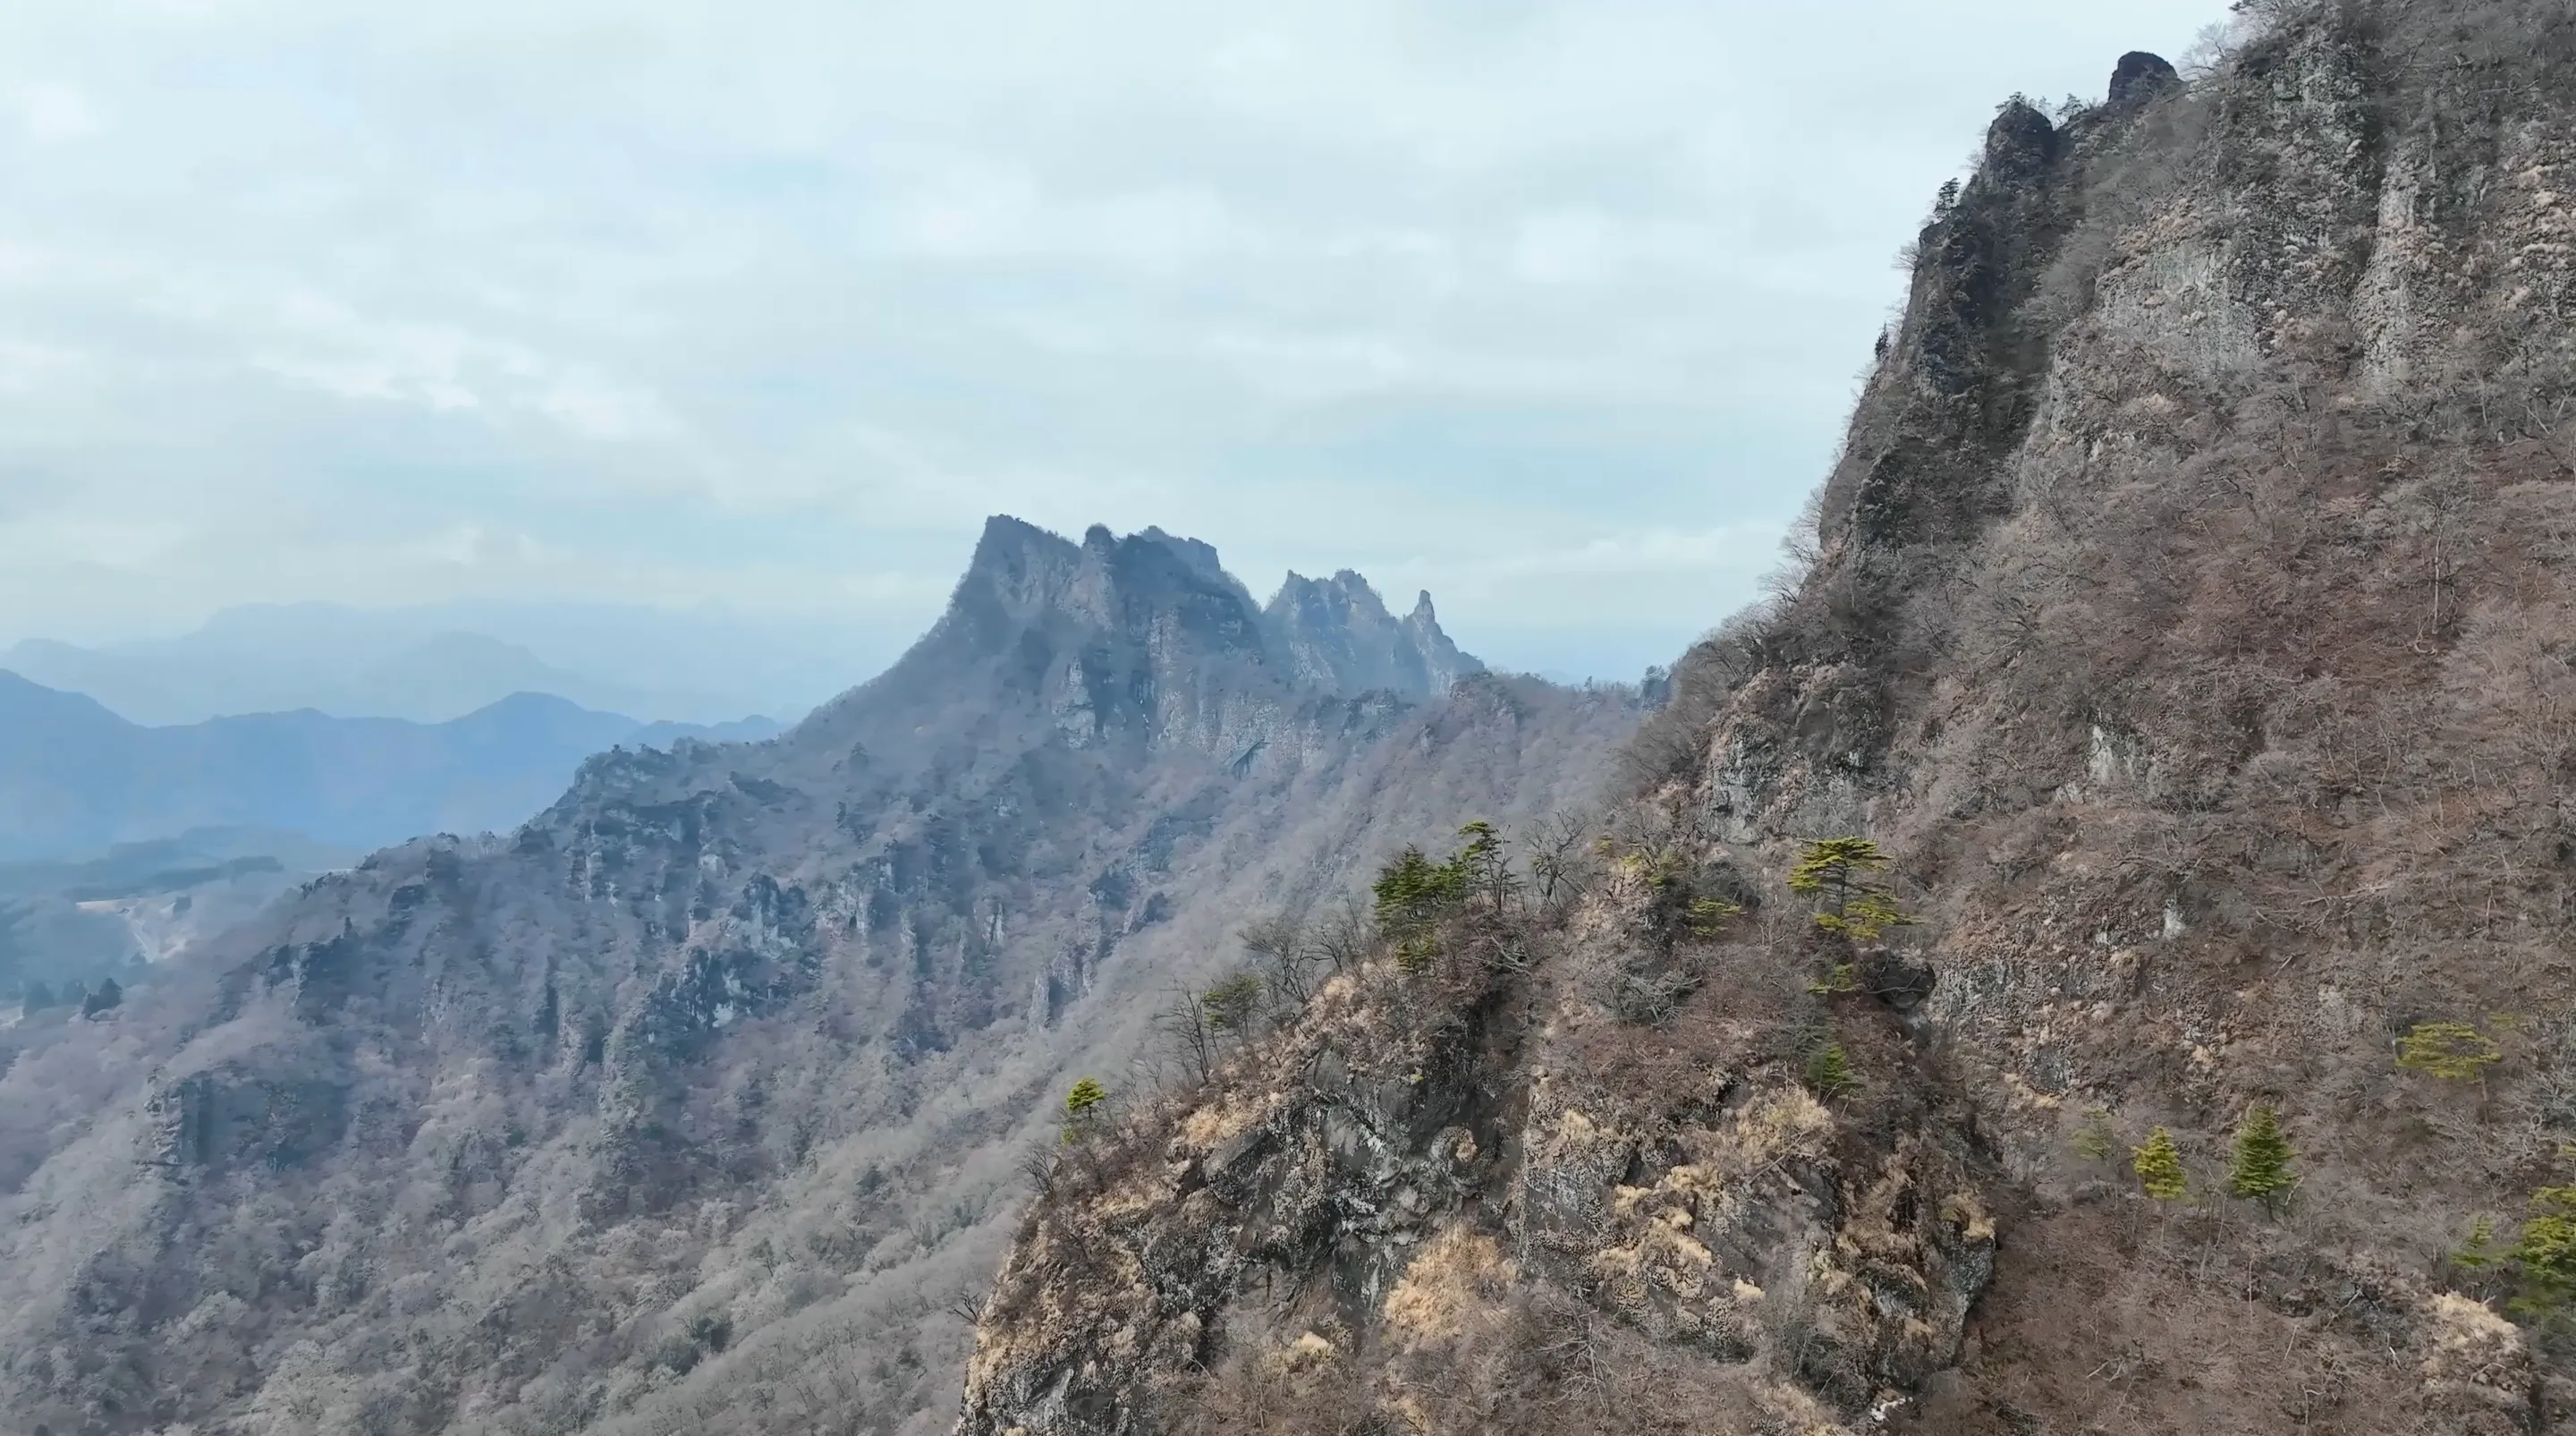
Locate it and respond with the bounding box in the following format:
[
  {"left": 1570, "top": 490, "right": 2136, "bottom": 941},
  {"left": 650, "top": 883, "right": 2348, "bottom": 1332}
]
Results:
[{"left": 960, "top": 4, "right": 2576, "bottom": 1432}]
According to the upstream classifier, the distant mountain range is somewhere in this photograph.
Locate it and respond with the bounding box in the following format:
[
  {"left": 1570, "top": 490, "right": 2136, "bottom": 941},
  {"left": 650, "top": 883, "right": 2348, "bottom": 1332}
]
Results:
[
  {"left": 0, "top": 627, "right": 645, "bottom": 726},
  {"left": 0, "top": 671, "right": 783, "bottom": 863},
  {"left": 1, "top": 600, "right": 891, "bottom": 726}
]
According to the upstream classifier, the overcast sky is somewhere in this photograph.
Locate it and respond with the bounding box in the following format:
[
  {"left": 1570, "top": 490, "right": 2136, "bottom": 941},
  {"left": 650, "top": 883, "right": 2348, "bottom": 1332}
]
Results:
[{"left": 0, "top": 0, "right": 2229, "bottom": 684}]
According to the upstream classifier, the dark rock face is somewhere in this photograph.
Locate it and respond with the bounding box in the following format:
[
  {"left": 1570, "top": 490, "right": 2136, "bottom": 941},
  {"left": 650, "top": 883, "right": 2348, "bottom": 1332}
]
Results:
[
  {"left": 1980, "top": 99, "right": 2059, "bottom": 183},
  {"left": 2107, "top": 49, "right": 2179, "bottom": 106},
  {"left": 1828, "top": 92, "right": 2089, "bottom": 557},
  {"left": 0, "top": 517, "right": 1637, "bottom": 1436},
  {"left": 961, "top": 1004, "right": 1514, "bottom": 1435},
  {"left": 151, "top": 1068, "right": 350, "bottom": 1173}
]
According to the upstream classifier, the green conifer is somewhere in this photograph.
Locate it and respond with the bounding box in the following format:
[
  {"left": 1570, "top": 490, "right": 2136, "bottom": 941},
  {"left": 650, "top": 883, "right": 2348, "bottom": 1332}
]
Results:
[
  {"left": 2226, "top": 1102, "right": 2296, "bottom": 1215},
  {"left": 2396, "top": 1020, "right": 2503, "bottom": 1081},
  {"left": 1805, "top": 1042, "right": 1856, "bottom": 1100},
  {"left": 2455, "top": 1214, "right": 2500, "bottom": 1273},
  {"left": 2072, "top": 1105, "right": 2116, "bottom": 1162},
  {"left": 1805, "top": 962, "right": 1860, "bottom": 996},
  {"left": 1787, "top": 837, "right": 1914, "bottom": 942},
  {"left": 1201, "top": 973, "right": 1265, "bottom": 1034},
  {"left": 2511, "top": 1186, "right": 2576, "bottom": 1316},
  {"left": 1683, "top": 896, "right": 1742, "bottom": 941},
  {"left": 1061, "top": 1075, "right": 1109, "bottom": 1143},
  {"left": 2132, "top": 1126, "right": 2187, "bottom": 1201}
]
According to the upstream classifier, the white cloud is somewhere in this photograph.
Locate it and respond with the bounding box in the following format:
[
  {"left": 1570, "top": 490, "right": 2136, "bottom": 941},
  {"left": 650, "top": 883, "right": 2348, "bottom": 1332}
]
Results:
[
  {"left": 0, "top": 0, "right": 2236, "bottom": 678},
  {"left": 0, "top": 336, "right": 88, "bottom": 390},
  {"left": 406, "top": 524, "right": 547, "bottom": 569},
  {"left": 246, "top": 294, "right": 670, "bottom": 438},
  {"left": 9, "top": 81, "right": 99, "bottom": 142},
  {"left": 5, "top": 511, "right": 189, "bottom": 571},
  {"left": 1484, "top": 524, "right": 1781, "bottom": 580}
]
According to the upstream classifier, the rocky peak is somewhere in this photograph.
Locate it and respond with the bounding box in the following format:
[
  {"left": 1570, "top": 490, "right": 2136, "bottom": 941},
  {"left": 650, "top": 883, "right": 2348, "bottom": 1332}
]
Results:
[
  {"left": 1261, "top": 571, "right": 1483, "bottom": 701},
  {"left": 863, "top": 519, "right": 1482, "bottom": 758},
  {"left": 880, "top": 517, "right": 1275, "bottom": 753},
  {"left": 942, "top": 514, "right": 1109, "bottom": 634},
  {"left": 1980, "top": 96, "right": 2059, "bottom": 182},
  {"left": 1135, "top": 526, "right": 1241, "bottom": 597},
  {"left": 2107, "top": 48, "right": 2181, "bottom": 106},
  {"left": 1820, "top": 52, "right": 2185, "bottom": 558}
]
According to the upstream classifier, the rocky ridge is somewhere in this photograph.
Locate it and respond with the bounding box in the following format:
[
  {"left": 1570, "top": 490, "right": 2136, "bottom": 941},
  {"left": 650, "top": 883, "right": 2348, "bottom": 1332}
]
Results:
[{"left": 958, "top": 7, "right": 2576, "bottom": 1433}]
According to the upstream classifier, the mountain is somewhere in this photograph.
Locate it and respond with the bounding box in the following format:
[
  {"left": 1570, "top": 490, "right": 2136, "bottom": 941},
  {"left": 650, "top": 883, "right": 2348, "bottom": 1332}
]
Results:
[
  {"left": 0, "top": 518, "right": 1640, "bottom": 1436},
  {"left": 1, "top": 622, "right": 654, "bottom": 726},
  {"left": 962, "top": 12, "right": 2576, "bottom": 1436},
  {"left": 0, "top": 674, "right": 784, "bottom": 863},
  {"left": 2, "top": 602, "right": 856, "bottom": 726}
]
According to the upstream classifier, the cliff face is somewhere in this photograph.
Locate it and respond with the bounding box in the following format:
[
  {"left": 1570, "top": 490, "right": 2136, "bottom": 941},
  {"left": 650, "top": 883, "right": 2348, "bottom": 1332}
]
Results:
[
  {"left": 959, "top": 6, "right": 2576, "bottom": 1433},
  {"left": 0, "top": 520, "right": 1639, "bottom": 1436}
]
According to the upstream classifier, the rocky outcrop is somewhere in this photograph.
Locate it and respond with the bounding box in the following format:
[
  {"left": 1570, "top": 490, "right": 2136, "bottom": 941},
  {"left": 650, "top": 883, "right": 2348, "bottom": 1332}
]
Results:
[{"left": 959, "top": 817, "right": 2004, "bottom": 1434}]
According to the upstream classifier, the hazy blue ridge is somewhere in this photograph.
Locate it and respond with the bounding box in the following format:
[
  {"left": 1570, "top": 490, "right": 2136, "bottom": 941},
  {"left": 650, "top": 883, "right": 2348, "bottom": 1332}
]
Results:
[{"left": 0, "top": 670, "right": 783, "bottom": 862}]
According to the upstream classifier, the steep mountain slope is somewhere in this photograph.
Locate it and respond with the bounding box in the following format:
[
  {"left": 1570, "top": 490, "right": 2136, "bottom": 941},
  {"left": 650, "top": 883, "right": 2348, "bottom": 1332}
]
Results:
[
  {"left": 0, "top": 675, "right": 780, "bottom": 863},
  {"left": 960, "top": 9, "right": 2576, "bottom": 1435},
  {"left": 0, "top": 518, "right": 1638, "bottom": 1436}
]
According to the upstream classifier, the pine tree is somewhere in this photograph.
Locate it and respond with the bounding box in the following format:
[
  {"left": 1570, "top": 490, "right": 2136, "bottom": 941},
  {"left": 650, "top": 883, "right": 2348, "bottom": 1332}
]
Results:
[
  {"left": 2132, "top": 1126, "right": 2187, "bottom": 1201},
  {"left": 2226, "top": 1103, "right": 2296, "bottom": 1215},
  {"left": 1201, "top": 973, "right": 1265, "bottom": 1036},
  {"left": 1805, "top": 962, "right": 1860, "bottom": 996},
  {"left": 1788, "top": 837, "right": 1883, "bottom": 918},
  {"left": 1805, "top": 1042, "right": 1856, "bottom": 1100},
  {"left": 1452, "top": 820, "right": 1518, "bottom": 905},
  {"left": 1682, "top": 896, "right": 1742, "bottom": 941},
  {"left": 1372, "top": 845, "right": 1462, "bottom": 932},
  {"left": 2512, "top": 1186, "right": 2576, "bottom": 1317},
  {"left": 1371, "top": 825, "right": 1503, "bottom": 970},
  {"left": 2395, "top": 1020, "right": 2503, "bottom": 1081},
  {"left": 1063, "top": 1077, "right": 1107, "bottom": 1123},
  {"left": 1787, "top": 837, "right": 1915, "bottom": 943},
  {"left": 2455, "top": 1215, "right": 2501, "bottom": 1273},
  {"left": 2072, "top": 1105, "right": 2116, "bottom": 1162}
]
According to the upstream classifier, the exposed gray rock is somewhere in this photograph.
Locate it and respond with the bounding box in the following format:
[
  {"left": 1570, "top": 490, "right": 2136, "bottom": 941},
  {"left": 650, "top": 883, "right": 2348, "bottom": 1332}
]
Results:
[{"left": 1261, "top": 572, "right": 1483, "bottom": 701}]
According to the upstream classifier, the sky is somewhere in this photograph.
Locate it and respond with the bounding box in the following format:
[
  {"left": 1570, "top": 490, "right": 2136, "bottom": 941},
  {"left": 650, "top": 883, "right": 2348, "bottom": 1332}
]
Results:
[{"left": 0, "top": 0, "right": 2233, "bottom": 690}]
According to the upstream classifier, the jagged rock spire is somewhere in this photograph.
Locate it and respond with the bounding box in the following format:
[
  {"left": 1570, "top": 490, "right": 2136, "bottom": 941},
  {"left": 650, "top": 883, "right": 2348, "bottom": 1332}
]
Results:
[{"left": 1262, "top": 570, "right": 1482, "bottom": 701}]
